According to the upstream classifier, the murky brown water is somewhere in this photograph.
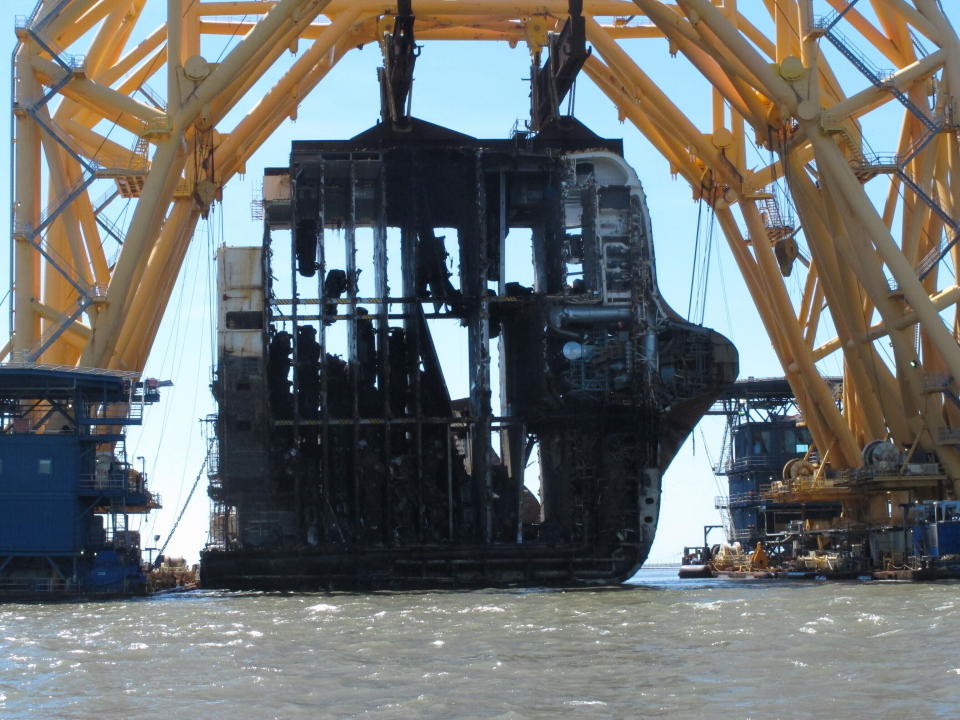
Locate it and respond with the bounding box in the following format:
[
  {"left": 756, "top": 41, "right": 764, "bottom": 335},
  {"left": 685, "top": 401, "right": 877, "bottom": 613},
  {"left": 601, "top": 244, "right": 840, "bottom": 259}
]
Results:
[{"left": 1, "top": 569, "right": 958, "bottom": 719}]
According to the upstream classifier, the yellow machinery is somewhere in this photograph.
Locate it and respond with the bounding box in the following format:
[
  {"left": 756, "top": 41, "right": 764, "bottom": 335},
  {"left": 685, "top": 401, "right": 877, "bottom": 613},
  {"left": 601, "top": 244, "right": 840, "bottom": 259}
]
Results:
[{"left": 10, "top": 1, "right": 960, "bottom": 521}]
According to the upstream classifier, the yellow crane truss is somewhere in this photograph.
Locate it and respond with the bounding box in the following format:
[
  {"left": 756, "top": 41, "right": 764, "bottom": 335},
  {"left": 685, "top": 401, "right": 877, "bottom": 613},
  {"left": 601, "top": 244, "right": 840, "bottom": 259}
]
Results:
[{"left": 9, "top": 0, "right": 960, "bottom": 489}]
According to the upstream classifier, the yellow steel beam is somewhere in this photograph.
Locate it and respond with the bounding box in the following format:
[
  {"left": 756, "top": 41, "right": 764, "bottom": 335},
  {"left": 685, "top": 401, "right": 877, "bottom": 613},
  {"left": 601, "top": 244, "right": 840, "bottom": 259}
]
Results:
[
  {"left": 58, "top": 118, "right": 139, "bottom": 168},
  {"left": 40, "top": 0, "right": 114, "bottom": 46},
  {"left": 13, "top": 40, "right": 41, "bottom": 354},
  {"left": 84, "top": 0, "right": 145, "bottom": 79},
  {"left": 30, "top": 54, "right": 164, "bottom": 132},
  {"left": 813, "top": 286, "right": 960, "bottom": 361},
  {"left": 824, "top": 0, "right": 903, "bottom": 65},
  {"left": 10, "top": 0, "right": 960, "bottom": 482},
  {"left": 100, "top": 21, "right": 167, "bottom": 86},
  {"left": 29, "top": 299, "right": 92, "bottom": 344},
  {"left": 208, "top": 5, "right": 361, "bottom": 128},
  {"left": 82, "top": 0, "right": 338, "bottom": 368},
  {"left": 825, "top": 50, "right": 945, "bottom": 123},
  {"left": 200, "top": 19, "right": 663, "bottom": 42}
]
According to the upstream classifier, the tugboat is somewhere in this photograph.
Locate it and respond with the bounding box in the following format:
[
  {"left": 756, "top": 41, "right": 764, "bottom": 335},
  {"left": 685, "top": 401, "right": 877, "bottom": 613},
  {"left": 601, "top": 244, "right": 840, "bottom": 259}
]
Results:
[{"left": 0, "top": 363, "right": 162, "bottom": 598}]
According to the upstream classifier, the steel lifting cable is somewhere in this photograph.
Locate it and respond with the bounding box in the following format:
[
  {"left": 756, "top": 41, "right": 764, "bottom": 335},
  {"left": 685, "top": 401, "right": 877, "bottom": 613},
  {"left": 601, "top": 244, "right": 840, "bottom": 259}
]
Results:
[
  {"left": 146, "top": 221, "right": 217, "bottom": 548},
  {"left": 153, "top": 456, "right": 207, "bottom": 567},
  {"left": 688, "top": 178, "right": 717, "bottom": 325},
  {"left": 211, "top": 210, "right": 221, "bottom": 365},
  {"left": 687, "top": 184, "right": 706, "bottom": 321},
  {"left": 712, "top": 222, "right": 735, "bottom": 337},
  {"left": 698, "top": 202, "right": 716, "bottom": 326},
  {"left": 698, "top": 425, "right": 726, "bottom": 498}
]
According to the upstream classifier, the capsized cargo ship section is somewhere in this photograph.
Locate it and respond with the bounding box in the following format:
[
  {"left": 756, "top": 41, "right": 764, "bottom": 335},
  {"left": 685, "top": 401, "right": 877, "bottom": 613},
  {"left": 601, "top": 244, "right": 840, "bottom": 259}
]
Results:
[{"left": 199, "top": 114, "right": 737, "bottom": 590}]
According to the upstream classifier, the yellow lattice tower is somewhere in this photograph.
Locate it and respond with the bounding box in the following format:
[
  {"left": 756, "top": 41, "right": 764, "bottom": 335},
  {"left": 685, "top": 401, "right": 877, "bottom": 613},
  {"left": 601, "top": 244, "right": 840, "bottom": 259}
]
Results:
[{"left": 9, "top": 0, "right": 960, "bottom": 492}]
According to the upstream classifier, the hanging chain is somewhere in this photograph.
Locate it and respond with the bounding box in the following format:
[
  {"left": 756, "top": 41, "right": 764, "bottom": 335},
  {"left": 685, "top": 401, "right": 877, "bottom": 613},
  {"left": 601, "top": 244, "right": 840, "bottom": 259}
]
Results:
[{"left": 154, "top": 456, "right": 207, "bottom": 567}]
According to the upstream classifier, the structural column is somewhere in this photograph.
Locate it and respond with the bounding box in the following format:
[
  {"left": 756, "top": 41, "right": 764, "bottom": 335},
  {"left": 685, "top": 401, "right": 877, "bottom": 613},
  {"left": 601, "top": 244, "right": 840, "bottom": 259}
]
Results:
[{"left": 13, "top": 39, "right": 41, "bottom": 355}]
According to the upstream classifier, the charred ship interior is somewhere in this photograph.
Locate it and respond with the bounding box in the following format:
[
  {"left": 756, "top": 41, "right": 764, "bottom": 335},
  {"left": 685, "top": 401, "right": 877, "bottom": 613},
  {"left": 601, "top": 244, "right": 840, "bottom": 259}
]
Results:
[
  {"left": 199, "top": 4, "right": 735, "bottom": 589},
  {"left": 199, "top": 115, "right": 737, "bottom": 590}
]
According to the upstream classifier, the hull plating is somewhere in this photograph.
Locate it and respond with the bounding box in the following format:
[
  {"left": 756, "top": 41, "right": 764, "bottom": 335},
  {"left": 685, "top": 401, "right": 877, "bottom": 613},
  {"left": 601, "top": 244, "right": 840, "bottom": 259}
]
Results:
[{"left": 202, "top": 119, "right": 737, "bottom": 590}]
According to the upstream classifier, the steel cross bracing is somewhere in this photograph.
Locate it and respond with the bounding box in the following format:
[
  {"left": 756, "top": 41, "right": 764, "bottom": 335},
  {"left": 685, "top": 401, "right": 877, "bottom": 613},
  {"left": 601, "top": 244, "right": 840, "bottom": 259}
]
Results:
[{"left": 8, "top": 0, "right": 960, "bottom": 491}]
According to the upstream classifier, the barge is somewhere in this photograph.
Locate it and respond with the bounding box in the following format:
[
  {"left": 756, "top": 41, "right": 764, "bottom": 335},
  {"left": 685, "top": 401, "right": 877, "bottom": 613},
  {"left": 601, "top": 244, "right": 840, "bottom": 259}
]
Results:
[{"left": 680, "top": 378, "right": 960, "bottom": 581}]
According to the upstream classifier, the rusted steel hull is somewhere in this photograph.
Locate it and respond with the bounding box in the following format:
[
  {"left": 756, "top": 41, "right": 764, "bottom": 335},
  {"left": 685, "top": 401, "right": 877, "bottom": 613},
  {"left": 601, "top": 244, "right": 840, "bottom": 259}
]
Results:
[{"left": 201, "top": 118, "right": 737, "bottom": 590}]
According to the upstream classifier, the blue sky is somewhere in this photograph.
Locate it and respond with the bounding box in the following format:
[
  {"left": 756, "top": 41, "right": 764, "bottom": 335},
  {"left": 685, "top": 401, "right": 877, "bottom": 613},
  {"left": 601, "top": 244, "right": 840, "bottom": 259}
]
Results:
[{"left": 3, "top": 2, "right": 957, "bottom": 564}]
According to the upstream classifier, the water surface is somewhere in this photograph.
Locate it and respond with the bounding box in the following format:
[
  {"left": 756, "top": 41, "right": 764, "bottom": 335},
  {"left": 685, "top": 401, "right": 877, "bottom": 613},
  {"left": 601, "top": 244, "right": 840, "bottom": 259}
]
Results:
[{"left": 1, "top": 569, "right": 957, "bottom": 718}]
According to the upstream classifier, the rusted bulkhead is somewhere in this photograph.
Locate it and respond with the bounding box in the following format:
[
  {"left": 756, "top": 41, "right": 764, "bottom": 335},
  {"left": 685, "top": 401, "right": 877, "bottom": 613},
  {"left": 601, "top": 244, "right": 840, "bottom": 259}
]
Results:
[{"left": 201, "top": 118, "right": 737, "bottom": 589}]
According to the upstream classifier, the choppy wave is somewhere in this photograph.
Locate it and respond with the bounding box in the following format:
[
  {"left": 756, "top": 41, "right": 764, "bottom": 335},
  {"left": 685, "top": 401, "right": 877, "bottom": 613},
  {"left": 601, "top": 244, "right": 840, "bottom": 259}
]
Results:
[{"left": 0, "top": 570, "right": 958, "bottom": 719}]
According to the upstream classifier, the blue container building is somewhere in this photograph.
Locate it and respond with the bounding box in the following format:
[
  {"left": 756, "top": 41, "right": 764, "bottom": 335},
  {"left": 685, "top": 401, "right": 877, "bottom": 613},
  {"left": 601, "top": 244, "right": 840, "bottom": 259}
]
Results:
[{"left": 0, "top": 365, "right": 161, "bottom": 598}]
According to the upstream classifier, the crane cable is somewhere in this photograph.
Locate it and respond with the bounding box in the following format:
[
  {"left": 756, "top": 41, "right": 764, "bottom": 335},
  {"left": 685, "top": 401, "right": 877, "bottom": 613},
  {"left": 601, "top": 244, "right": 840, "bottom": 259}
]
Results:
[
  {"left": 687, "top": 189, "right": 704, "bottom": 321},
  {"left": 153, "top": 456, "right": 207, "bottom": 568},
  {"left": 698, "top": 204, "right": 716, "bottom": 325},
  {"left": 687, "top": 176, "right": 716, "bottom": 325}
]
